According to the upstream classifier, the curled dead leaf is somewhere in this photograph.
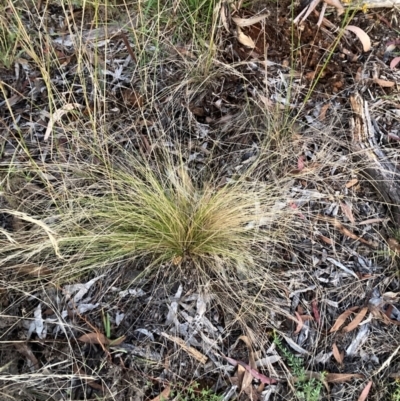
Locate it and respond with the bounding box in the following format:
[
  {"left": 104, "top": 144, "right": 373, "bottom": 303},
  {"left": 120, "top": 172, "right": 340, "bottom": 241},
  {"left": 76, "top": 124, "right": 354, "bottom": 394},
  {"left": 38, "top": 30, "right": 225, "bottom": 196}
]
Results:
[
  {"left": 232, "top": 13, "right": 270, "bottom": 27},
  {"left": 237, "top": 28, "right": 255, "bottom": 48},
  {"left": 390, "top": 56, "right": 400, "bottom": 70},
  {"left": 373, "top": 77, "right": 395, "bottom": 87},
  {"left": 318, "top": 103, "right": 330, "bottom": 121},
  {"left": 387, "top": 238, "right": 400, "bottom": 253},
  {"left": 345, "top": 26, "right": 371, "bottom": 52},
  {"left": 343, "top": 307, "right": 368, "bottom": 333},
  {"left": 345, "top": 178, "right": 358, "bottom": 188},
  {"left": 330, "top": 306, "right": 359, "bottom": 333},
  {"left": 78, "top": 332, "right": 110, "bottom": 345},
  {"left": 340, "top": 202, "right": 355, "bottom": 224}
]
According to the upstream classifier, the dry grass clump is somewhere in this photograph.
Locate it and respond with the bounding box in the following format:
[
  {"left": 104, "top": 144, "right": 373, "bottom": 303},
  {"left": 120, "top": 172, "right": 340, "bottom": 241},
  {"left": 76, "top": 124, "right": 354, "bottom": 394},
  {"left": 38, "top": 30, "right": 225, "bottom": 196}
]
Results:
[{"left": 0, "top": 143, "right": 296, "bottom": 284}]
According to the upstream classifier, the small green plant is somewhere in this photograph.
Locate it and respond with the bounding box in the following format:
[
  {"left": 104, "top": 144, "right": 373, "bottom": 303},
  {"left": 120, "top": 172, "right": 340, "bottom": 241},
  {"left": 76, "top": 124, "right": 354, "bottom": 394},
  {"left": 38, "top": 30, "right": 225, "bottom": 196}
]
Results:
[
  {"left": 391, "top": 379, "right": 400, "bottom": 401},
  {"left": 102, "top": 310, "right": 111, "bottom": 339},
  {"left": 274, "top": 333, "right": 325, "bottom": 401},
  {"left": 141, "top": 0, "right": 217, "bottom": 50},
  {"left": 0, "top": 14, "right": 20, "bottom": 69},
  {"left": 171, "top": 382, "right": 223, "bottom": 401}
]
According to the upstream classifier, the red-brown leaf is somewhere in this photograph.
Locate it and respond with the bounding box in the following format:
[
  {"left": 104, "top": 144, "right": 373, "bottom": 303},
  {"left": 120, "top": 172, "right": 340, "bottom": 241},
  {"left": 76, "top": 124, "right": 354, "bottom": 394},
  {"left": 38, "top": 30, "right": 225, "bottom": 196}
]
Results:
[
  {"left": 358, "top": 381, "right": 373, "bottom": 401},
  {"left": 326, "top": 373, "right": 364, "bottom": 383},
  {"left": 332, "top": 343, "right": 344, "bottom": 364},
  {"left": 340, "top": 202, "right": 355, "bottom": 224},
  {"left": 151, "top": 386, "right": 171, "bottom": 401},
  {"left": 294, "top": 311, "right": 304, "bottom": 334},
  {"left": 343, "top": 307, "right": 368, "bottom": 333},
  {"left": 311, "top": 299, "right": 320, "bottom": 324},
  {"left": 78, "top": 332, "right": 110, "bottom": 345},
  {"left": 330, "top": 306, "right": 359, "bottom": 333}
]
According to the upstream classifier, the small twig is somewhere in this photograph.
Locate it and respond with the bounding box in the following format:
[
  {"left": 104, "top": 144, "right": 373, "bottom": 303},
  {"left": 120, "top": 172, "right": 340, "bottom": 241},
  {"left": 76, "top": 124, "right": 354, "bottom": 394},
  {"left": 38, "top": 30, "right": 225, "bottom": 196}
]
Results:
[
  {"left": 317, "top": 2, "right": 327, "bottom": 26},
  {"left": 293, "top": 0, "right": 322, "bottom": 24},
  {"left": 119, "top": 32, "right": 137, "bottom": 64}
]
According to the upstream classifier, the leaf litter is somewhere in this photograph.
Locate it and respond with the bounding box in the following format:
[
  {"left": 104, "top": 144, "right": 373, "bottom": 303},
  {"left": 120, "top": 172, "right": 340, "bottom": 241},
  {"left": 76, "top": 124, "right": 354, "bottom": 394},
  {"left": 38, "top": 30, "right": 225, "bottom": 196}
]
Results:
[{"left": 0, "top": 0, "right": 400, "bottom": 400}]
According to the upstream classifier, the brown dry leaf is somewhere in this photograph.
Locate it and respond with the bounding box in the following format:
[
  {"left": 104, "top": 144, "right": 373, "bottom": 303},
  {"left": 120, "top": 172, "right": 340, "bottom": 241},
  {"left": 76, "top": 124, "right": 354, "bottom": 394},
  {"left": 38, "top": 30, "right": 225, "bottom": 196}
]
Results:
[
  {"left": 223, "top": 355, "right": 277, "bottom": 384},
  {"left": 294, "top": 312, "right": 304, "bottom": 334},
  {"left": 237, "top": 28, "right": 255, "bottom": 48},
  {"left": 390, "top": 56, "right": 400, "bottom": 70},
  {"left": 317, "top": 234, "right": 334, "bottom": 245},
  {"left": 388, "top": 238, "right": 400, "bottom": 253},
  {"left": 239, "top": 362, "right": 253, "bottom": 394},
  {"left": 341, "top": 202, "right": 355, "bottom": 224},
  {"left": 237, "top": 363, "right": 253, "bottom": 393},
  {"left": 151, "top": 386, "right": 171, "bottom": 401},
  {"left": 345, "top": 26, "right": 371, "bottom": 52},
  {"left": 238, "top": 335, "right": 256, "bottom": 393},
  {"left": 385, "top": 304, "right": 394, "bottom": 318},
  {"left": 300, "top": 315, "right": 314, "bottom": 322},
  {"left": 358, "top": 381, "right": 373, "bottom": 401},
  {"left": 326, "top": 373, "right": 364, "bottom": 383},
  {"left": 332, "top": 343, "right": 344, "bottom": 364},
  {"left": 232, "top": 14, "right": 269, "bottom": 27},
  {"left": 346, "top": 178, "right": 359, "bottom": 188},
  {"left": 78, "top": 332, "right": 110, "bottom": 345},
  {"left": 340, "top": 225, "right": 372, "bottom": 246},
  {"left": 358, "top": 218, "right": 386, "bottom": 225},
  {"left": 330, "top": 306, "right": 359, "bottom": 333},
  {"left": 319, "top": 103, "right": 330, "bottom": 121},
  {"left": 343, "top": 307, "right": 368, "bottom": 333},
  {"left": 318, "top": 215, "right": 375, "bottom": 247},
  {"left": 373, "top": 78, "right": 395, "bottom": 88},
  {"left": 311, "top": 299, "right": 320, "bottom": 324},
  {"left": 161, "top": 333, "right": 207, "bottom": 364},
  {"left": 239, "top": 336, "right": 255, "bottom": 366},
  {"left": 370, "top": 306, "right": 400, "bottom": 326}
]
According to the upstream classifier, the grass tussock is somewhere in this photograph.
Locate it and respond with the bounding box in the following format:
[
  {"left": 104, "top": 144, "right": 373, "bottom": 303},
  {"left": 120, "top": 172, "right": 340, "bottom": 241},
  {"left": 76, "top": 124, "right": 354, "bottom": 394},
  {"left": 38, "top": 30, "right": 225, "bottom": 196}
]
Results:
[{"left": 0, "top": 143, "right": 296, "bottom": 283}]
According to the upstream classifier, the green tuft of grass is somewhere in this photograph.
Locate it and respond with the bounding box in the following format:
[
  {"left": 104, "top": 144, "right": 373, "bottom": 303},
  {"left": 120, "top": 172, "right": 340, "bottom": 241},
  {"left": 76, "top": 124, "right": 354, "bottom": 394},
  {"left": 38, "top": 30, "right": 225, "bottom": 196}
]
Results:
[
  {"left": 0, "top": 143, "right": 295, "bottom": 283},
  {"left": 171, "top": 381, "right": 223, "bottom": 401},
  {"left": 0, "top": 9, "right": 20, "bottom": 69}
]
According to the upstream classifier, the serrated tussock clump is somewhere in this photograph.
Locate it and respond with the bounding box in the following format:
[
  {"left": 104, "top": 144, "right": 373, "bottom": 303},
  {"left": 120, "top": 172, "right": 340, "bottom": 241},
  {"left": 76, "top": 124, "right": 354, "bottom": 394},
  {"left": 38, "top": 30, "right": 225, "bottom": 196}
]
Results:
[{"left": 0, "top": 148, "right": 296, "bottom": 282}]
